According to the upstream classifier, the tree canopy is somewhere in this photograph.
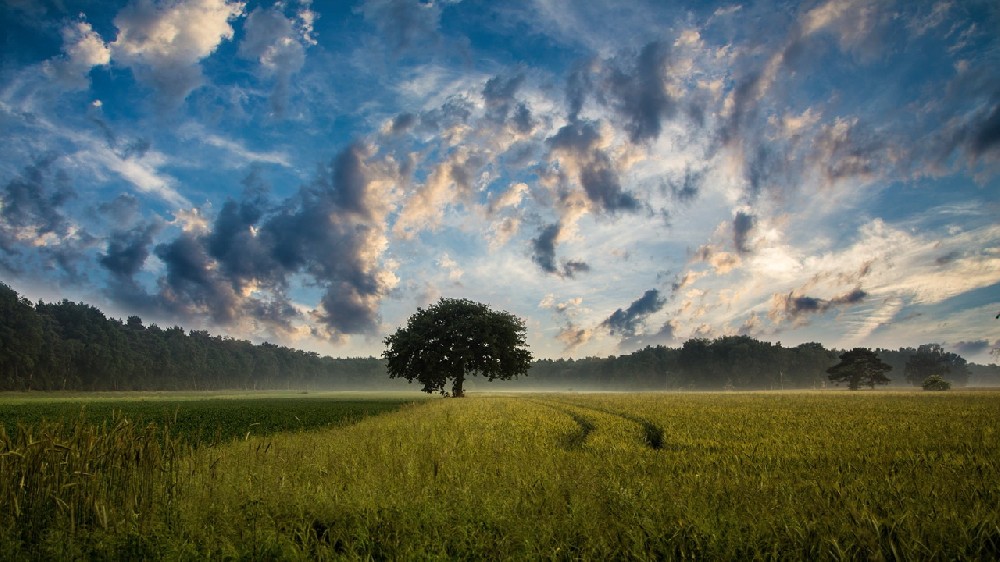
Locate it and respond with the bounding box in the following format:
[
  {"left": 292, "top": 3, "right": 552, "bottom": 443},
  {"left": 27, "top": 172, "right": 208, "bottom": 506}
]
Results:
[
  {"left": 383, "top": 298, "right": 532, "bottom": 396},
  {"left": 903, "top": 343, "right": 969, "bottom": 386},
  {"left": 827, "top": 348, "right": 893, "bottom": 390}
]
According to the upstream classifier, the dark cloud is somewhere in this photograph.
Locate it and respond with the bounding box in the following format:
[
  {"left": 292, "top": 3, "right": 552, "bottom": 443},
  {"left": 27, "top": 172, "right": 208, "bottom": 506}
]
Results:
[
  {"left": 565, "top": 60, "right": 594, "bottom": 122},
  {"left": 98, "top": 193, "right": 141, "bottom": 225},
  {"left": 562, "top": 260, "right": 591, "bottom": 278},
  {"left": 0, "top": 155, "right": 75, "bottom": 253},
  {"left": 602, "top": 289, "right": 665, "bottom": 337},
  {"left": 205, "top": 195, "right": 275, "bottom": 290},
  {"left": 733, "top": 211, "right": 755, "bottom": 254},
  {"left": 778, "top": 288, "right": 868, "bottom": 318},
  {"left": 154, "top": 233, "right": 239, "bottom": 324},
  {"left": 531, "top": 223, "right": 590, "bottom": 278},
  {"left": 531, "top": 223, "right": 560, "bottom": 275},
  {"left": 831, "top": 288, "right": 867, "bottom": 305},
  {"left": 329, "top": 142, "right": 371, "bottom": 218},
  {"left": 664, "top": 168, "right": 703, "bottom": 203},
  {"left": 100, "top": 223, "right": 159, "bottom": 279},
  {"left": 389, "top": 112, "right": 417, "bottom": 135},
  {"left": 548, "top": 120, "right": 639, "bottom": 213},
  {"left": 604, "top": 41, "right": 676, "bottom": 144},
  {"left": 952, "top": 339, "right": 991, "bottom": 356},
  {"left": 109, "top": 143, "right": 388, "bottom": 336},
  {"left": 0, "top": 156, "right": 91, "bottom": 280},
  {"left": 418, "top": 95, "right": 473, "bottom": 132},
  {"left": 483, "top": 74, "right": 535, "bottom": 134},
  {"left": 968, "top": 98, "right": 1000, "bottom": 157}
]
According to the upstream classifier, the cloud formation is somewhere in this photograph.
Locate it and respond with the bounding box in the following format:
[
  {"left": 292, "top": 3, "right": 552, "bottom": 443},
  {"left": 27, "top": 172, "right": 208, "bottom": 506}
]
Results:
[
  {"left": 0, "top": 0, "right": 997, "bottom": 360},
  {"left": 602, "top": 289, "right": 665, "bottom": 337},
  {"left": 111, "top": 0, "right": 245, "bottom": 105}
]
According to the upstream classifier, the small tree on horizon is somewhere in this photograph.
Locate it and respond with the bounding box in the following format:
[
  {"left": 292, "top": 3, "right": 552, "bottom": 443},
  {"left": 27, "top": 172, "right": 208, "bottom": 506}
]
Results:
[
  {"left": 827, "top": 348, "right": 892, "bottom": 390},
  {"left": 383, "top": 298, "right": 532, "bottom": 397},
  {"left": 922, "top": 374, "right": 951, "bottom": 391}
]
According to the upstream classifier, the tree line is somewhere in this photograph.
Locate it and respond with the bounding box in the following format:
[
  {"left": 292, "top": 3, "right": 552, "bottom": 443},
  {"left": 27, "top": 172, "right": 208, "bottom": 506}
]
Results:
[
  {"left": 521, "top": 339, "right": 999, "bottom": 390},
  {"left": 1, "top": 282, "right": 997, "bottom": 391},
  {"left": 0, "top": 282, "right": 394, "bottom": 391}
]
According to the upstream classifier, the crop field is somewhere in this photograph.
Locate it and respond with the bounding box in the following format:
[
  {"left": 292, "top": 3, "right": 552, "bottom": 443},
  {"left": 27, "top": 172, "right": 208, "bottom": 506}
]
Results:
[{"left": 2, "top": 391, "right": 999, "bottom": 560}]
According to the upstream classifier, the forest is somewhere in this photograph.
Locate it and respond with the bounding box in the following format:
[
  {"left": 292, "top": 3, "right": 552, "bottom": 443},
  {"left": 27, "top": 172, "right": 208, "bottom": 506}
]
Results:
[{"left": 1, "top": 282, "right": 997, "bottom": 391}]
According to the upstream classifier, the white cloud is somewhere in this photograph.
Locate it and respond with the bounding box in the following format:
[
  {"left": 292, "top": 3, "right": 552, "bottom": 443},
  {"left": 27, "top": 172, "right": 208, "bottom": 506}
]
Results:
[
  {"left": 111, "top": 0, "right": 246, "bottom": 104},
  {"left": 179, "top": 123, "right": 292, "bottom": 167},
  {"left": 80, "top": 146, "right": 189, "bottom": 208},
  {"left": 45, "top": 19, "right": 111, "bottom": 90}
]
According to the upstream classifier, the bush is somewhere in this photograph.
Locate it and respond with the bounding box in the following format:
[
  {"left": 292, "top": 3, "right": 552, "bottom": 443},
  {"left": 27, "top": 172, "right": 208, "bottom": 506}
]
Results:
[{"left": 922, "top": 374, "right": 951, "bottom": 391}]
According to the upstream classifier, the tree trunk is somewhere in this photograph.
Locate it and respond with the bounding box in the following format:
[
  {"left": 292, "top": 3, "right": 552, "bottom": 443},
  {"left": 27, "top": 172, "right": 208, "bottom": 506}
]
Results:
[{"left": 452, "top": 374, "right": 465, "bottom": 398}]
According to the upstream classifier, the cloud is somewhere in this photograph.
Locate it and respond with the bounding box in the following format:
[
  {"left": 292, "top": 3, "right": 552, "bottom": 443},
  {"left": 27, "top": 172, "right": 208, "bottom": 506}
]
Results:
[
  {"left": 952, "top": 339, "right": 992, "bottom": 357},
  {"left": 0, "top": 155, "right": 76, "bottom": 256},
  {"left": 100, "top": 222, "right": 160, "bottom": 279},
  {"left": 664, "top": 167, "right": 703, "bottom": 203},
  {"left": 546, "top": 120, "right": 639, "bottom": 213},
  {"left": 733, "top": 210, "right": 755, "bottom": 254},
  {"left": 602, "top": 289, "right": 665, "bottom": 336},
  {"left": 239, "top": 3, "right": 316, "bottom": 115},
  {"left": 45, "top": 19, "right": 111, "bottom": 90},
  {"left": 603, "top": 41, "right": 677, "bottom": 144},
  {"left": 770, "top": 287, "right": 867, "bottom": 322},
  {"left": 154, "top": 232, "right": 242, "bottom": 323},
  {"left": 531, "top": 222, "right": 590, "bottom": 278},
  {"left": 111, "top": 0, "right": 245, "bottom": 106},
  {"left": 531, "top": 223, "right": 560, "bottom": 275},
  {"left": 393, "top": 145, "right": 483, "bottom": 237},
  {"left": 103, "top": 142, "right": 399, "bottom": 338},
  {"left": 361, "top": 0, "right": 442, "bottom": 54},
  {"left": 963, "top": 98, "right": 1000, "bottom": 160},
  {"left": 483, "top": 73, "right": 535, "bottom": 134}
]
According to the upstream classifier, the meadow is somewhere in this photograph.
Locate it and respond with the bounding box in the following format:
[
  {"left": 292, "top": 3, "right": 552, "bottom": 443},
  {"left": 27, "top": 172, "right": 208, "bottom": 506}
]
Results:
[{"left": 1, "top": 391, "right": 998, "bottom": 560}]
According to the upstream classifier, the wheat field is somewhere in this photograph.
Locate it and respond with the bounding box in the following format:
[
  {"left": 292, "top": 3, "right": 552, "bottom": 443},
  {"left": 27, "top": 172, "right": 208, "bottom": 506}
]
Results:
[{"left": 2, "top": 391, "right": 999, "bottom": 559}]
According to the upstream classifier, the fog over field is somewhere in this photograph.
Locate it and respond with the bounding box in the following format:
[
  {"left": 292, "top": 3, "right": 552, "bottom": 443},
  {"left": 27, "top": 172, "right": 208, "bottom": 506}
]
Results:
[{"left": 1, "top": 0, "right": 998, "bottom": 362}]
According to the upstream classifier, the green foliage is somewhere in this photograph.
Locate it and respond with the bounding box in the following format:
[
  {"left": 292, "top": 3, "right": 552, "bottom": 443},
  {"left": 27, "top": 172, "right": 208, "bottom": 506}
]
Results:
[
  {"left": 383, "top": 298, "right": 532, "bottom": 396},
  {"left": 904, "top": 343, "right": 970, "bottom": 387},
  {"left": 922, "top": 374, "right": 952, "bottom": 391},
  {"left": 827, "top": 348, "right": 893, "bottom": 390}
]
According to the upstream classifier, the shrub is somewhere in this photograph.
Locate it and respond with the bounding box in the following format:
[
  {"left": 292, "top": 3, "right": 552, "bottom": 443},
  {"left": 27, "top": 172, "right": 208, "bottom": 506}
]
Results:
[{"left": 922, "top": 374, "right": 951, "bottom": 391}]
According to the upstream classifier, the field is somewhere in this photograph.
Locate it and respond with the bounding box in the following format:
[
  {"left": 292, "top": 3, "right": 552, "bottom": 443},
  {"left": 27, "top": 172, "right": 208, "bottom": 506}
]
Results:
[{"left": 1, "top": 391, "right": 999, "bottom": 560}]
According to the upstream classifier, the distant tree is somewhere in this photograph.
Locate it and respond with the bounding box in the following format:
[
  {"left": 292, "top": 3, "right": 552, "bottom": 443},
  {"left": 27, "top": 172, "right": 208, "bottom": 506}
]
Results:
[
  {"left": 904, "top": 343, "right": 969, "bottom": 387},
  {"left": 383, "top": 298, "right": 532, "bottom": 397},
  {"left": 827, "top": 348, "right": 892, "bottom": 390},
  {"left": 922, "top": 374, "right": 951, "bottom": 391}
]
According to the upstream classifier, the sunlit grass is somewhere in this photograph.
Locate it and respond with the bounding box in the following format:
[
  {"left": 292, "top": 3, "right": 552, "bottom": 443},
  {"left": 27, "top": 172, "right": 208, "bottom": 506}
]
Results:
[{"left": 2, "top": 391, "right": 998, "bottom": 559}]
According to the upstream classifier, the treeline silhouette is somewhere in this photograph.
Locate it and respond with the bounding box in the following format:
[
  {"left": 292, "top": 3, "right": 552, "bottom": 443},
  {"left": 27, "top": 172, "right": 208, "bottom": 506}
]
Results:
[
  {"left": 1, "top": 282, "right": 997, "bottom": 391},
  {"left": 0, "top": 283, "right": 391, "bottom": 391}
]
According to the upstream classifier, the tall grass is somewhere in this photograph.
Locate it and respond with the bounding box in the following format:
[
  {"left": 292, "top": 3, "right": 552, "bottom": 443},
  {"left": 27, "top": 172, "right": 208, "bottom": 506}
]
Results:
[
  {"left": 1, "top": 392, "right": 998, "bottom": 559},
  {"left": 0, "top": 414, "right": 184, "bottom": 558}
]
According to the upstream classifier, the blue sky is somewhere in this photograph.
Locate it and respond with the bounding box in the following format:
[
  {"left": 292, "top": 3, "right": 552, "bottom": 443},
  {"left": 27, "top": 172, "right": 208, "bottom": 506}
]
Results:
[{"left": 1, "top": 0, "right": 998, "bottom": 362}]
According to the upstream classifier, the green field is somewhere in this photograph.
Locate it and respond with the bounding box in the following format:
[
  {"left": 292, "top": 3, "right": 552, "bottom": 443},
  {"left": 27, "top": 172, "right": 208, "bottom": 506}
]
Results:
[{"left": 2, "top": 391, "right": 999, "bottom": 560}]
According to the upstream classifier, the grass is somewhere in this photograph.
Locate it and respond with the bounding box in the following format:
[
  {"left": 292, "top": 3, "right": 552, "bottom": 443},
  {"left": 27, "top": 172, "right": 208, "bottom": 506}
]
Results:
[
  {"left": 0, "top": 391, "right": 423, "bottom": 445},
  {"left": 2, "top": 390, "right": 999, "bottom": 559}
]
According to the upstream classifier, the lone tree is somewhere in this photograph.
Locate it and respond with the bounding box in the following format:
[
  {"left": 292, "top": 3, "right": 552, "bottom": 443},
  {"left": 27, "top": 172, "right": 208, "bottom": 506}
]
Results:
[
  {"left": 383, "top": 298, "right": 532, "bottom": 397},
  {"left": 826, "top": 348, "right": 892, "bottom": 390}
]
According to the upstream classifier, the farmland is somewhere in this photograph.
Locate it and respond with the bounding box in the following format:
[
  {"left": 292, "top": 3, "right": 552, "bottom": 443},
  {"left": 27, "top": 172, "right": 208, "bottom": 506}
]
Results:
[{"left": 2, "top": 391, "right": 999, "bottom": 560}]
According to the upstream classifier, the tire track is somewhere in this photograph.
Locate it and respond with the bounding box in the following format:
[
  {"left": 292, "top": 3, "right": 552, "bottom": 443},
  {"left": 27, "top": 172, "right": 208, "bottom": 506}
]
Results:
[{"left": 528, "top": 398, "right": 665, "bottom": 452}]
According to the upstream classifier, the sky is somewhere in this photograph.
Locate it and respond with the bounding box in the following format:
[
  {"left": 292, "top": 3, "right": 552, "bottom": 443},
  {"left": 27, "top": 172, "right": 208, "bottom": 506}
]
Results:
[{"left": 1, "top": 0, "right": 998, "bottom": 363}]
